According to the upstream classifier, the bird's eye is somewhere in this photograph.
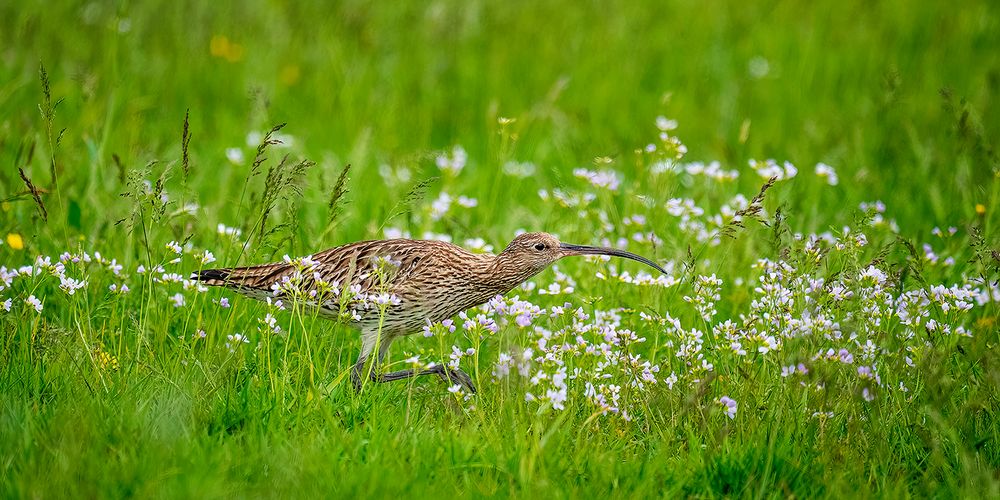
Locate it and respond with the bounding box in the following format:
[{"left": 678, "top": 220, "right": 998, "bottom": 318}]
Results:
[{"left": 534, "top": 243, "right": 546, "bottom": 251}]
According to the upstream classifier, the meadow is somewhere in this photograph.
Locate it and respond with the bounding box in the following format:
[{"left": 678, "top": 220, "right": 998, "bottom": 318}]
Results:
[{"left": 1, "top": 0, "right": 999, "bottom": 497}]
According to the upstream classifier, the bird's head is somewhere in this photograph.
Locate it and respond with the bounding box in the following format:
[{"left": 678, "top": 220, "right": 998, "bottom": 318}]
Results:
[{"left": 497, "top": 232, "right": 667, "bottom": 279}]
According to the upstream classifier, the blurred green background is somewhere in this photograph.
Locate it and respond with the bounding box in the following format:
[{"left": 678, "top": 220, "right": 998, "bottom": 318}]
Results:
[
  {"left": 2, "top": 0, "right": 998, "bottom": 243},
  {"left": 2, "top": 2, "right": 999, "bottom": 497}
]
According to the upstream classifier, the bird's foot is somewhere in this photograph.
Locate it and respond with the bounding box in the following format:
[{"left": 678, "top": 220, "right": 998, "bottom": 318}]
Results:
[
  {"left": 435, "top": 366, "right": 477, "bottom": 394},
  {"left": 350, "top": 360, "right": 477, "bottom": 395}
]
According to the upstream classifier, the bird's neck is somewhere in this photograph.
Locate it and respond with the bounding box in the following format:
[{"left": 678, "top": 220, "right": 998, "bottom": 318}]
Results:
[{"left": 480, "top": 253, "right": 539, "bottom": 297}]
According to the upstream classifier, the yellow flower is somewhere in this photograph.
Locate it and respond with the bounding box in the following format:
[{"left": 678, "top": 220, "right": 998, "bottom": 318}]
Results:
[
  {"left": 6, "top": 233, "right": 24, "bottom": 250},
  {"left": 210, "top": 35, "right": 229, "bottom": 57},
  {"left": 210, "top": 35, "right": 244, "bottom": 63},
  {"left": 280, "top": 65, "right": 301, "bottom": 86},
  {"left": 95, "top": 346, "right": 120, "bottom": 372},
  {"left": 975, "top": 203, "right": 986, "bottom": 215}
]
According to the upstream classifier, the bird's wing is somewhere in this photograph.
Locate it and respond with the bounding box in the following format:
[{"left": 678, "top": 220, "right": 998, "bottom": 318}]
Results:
[
  {"left": 193, "top": 239, "right": 430, "bottom": 300},
  {"left": 310, "top": 240, "right": 419, "bottom": 289},
  {"left": 191, "top": 261, "right": 291, "bottom": 291}
]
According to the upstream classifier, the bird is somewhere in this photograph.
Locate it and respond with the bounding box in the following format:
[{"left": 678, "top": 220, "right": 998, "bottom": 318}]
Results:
[{"left": 191, "top": 232, "right": 667, "bottom": 393}]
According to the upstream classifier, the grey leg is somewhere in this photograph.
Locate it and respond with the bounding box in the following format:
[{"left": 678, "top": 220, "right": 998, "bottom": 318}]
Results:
[
  {"left": 351, "top": 362, "right": 477, "bottom": 393},
  {"left": 351, "top": 328, "right": 476, "bottom": 393},
  {"left": 351, "top": 329, "right": 395, "bottom": 392},
  {"left": 427, "top": 365, "right": 477, "bottom": 394},
  {"left": 385, "top": 365, "right": 477, "bottom": 393}
]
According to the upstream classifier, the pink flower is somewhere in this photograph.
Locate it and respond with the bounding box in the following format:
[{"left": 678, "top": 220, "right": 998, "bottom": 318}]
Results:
[{"left": 719, "top": 396, "right": 738, "bottom": 419}]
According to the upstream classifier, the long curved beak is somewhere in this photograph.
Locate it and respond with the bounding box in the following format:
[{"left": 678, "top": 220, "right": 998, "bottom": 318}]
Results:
[{"left": 559, "top": 243, "right": 667, "bottom": 274}]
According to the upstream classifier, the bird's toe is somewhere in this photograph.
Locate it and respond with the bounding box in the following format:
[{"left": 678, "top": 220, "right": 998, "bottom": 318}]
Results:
[{"left": 450, "top": 368, "right": 477, "bottom": 394}]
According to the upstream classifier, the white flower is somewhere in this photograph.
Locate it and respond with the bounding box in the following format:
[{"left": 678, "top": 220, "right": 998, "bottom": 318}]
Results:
[
  {"left": 107, "top": 259, "right": 123, "bottom": 275},
  {"left": 225, "top": 148, "right": 245, "bottom": 165},
  {"left": 159, "top": 273, "right": 185, "bottom": 283},
  {"left": 456, "top": 195, "right": 478, "bottom": 208},
  {"left": 749, "top": 159, "right": 797, "bottom": 181},
  {"left": 26, "top": 295, "right": 43, "bottom": 313},
  {"left": 859, "top": 200, "right": 886, "bottom": 213},
  {"left": 225, "top": 333, "right": 250, "bottom": 352},
  {"left": 664, "top": 372, "right": 678, "bottom": 389},
  {"left": 814, "top": 162, "right": 839, "bottom": 186},
  {"left": 2, "top": 298, "right": 12, "bottom": 312},
  {"left": 59, "top": 276, "right": 88, "bottom": 295},
  {"left": 463, "top": 238, "right": 494, "bottom": 253},
  {"left": 217, "top": 224, "right": 243, "bottom": 238},
  {"left": 430, "top": 192, "right": 452, "bottom": 221},
  {"left": 199, "top": 251, "right": 216, "bottom": 265},
  {"left": 370, "top": 293, "right": 401, "bottom": 307},
  {"left": 655, "top": 116, "right": 678, "bottom": 131},
  {"left": 748, "top": 56, "right": 770, "bottom": 78},
  {"left": 383, "top": 227, "right": 409, "bottom": 239},
  {"left": 179, "top": 203, "right": 199, "bottom": 216},
  {"left": 493, "top": 352, "right": 513, "bottom": 379},
  {"left": 421, "top": 231, "right": 452, "bottom": 243},
  {"left": 862, "top": 387, "right": 875, "bottom": 402},
  {"left": 719, "top": 396, "right": 738, "bottom": 419},
  {"left": 435, "top": 146, "right": 467, "bottom": 175},
  {"left": 166, "top": 241, "right": 183, "bottom": 254},
  {"left": 859, "top": 265, "right": 887, "bottom": 285},
  {"left": 261, "top": 313, "right": 281, "bottom": 333},
  {"left": 573, "top": 168, "right": 621, "bottom": 191},
  {"left": 502, "top": 161, "right": 536, "bottom": 178},
  {"left": 169, "top": 293, "right": 185, "bottom": 308},
  {"left": 758, "top": 335, "right": 779, "bottom": 354}
]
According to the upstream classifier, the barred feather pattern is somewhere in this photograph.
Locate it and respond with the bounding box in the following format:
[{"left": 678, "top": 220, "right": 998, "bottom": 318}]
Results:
[
  {"left": 191, "top": 232, "right": 663, "bottom": 367},
  {"left": 192, "top": 238, "right": 528, "bottom": 357}
]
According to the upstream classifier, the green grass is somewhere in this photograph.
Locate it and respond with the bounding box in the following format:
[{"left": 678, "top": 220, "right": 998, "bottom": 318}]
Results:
[{"left": 2, "top": 0, "right": 999, "bottom": 497}]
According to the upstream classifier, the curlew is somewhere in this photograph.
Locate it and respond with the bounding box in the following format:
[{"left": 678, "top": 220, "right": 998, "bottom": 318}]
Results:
[{"left": 192, "top": 232, "right": 666, "bottom": 393}]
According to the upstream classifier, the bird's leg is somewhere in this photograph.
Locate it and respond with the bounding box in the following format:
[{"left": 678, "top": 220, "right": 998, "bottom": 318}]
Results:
[
  {"left": 350, "top": 330, "right": 476, "bottom": 393},
  {"left": 427, "top": 364, "right": 477, "bottom": 394},
  {"left": 351, "top": 329, "right": 393, "bottom": 392},
  {"left": 377, "top": 365, "right": 477, "bottom": 394},
  {"left": 349, "top": 360, "right": 371, "bottom": 392},
  {"left": 353, "top": 360, "right": 478, "bottom": 393}
]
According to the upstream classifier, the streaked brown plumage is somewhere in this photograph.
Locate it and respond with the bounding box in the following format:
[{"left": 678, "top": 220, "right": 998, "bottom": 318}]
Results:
[{"left": 192, "top": 232, "right": 666, "bottom": 393}]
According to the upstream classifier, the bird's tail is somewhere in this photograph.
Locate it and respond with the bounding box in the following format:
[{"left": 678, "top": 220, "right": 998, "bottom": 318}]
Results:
[
  {"left": 190, "top": 268, "right": 234, "bottom": 286},
  {"left": 190, "top": 263, "right": 287, "bottom": 290}
]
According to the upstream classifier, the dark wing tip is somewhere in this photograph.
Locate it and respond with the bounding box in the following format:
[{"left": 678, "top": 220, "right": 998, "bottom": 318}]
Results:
[{"left": 191, "top": 268, "right": 231, "bottom": 284}]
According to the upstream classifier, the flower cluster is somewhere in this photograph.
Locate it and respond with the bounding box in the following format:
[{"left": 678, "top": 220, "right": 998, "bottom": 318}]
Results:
[
  {"left": 749, "top": 158, "right": 798, "bottom": 180},
  {"left": 2, "top": 115, "right": 993, "bottom": 436},
  {"left": 435, "top": 145, "right": 468, "bottom": 175}
]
